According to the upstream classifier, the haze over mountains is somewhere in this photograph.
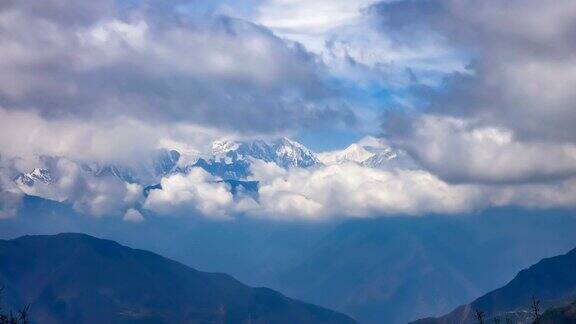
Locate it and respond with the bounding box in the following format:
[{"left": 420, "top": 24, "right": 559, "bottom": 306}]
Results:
[
  {"left": 3, "top": 197, "right": 576, "bottom": 324},
  {"left": 0, "top": 233, "right": 355, "bottom": 324},
  {"left": 2, "top": 1, "right": 576, "bottom": 324},
  {"left": 5, "top": 133, "right": 576, "bottom": 323},
  {"left": 413, "top": 244, "right": 576, "bottom": 323}
]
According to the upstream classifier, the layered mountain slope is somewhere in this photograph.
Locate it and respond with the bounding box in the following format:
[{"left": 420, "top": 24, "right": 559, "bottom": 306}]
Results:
[
  {"left": 3, "top": 200, "right": 576, "bottom": 324},
  {"left": 268, "top": 210, "right": 576, "bottom": 324},
  {"left": 413, "top": 246, "right": 576, "bottom": 324},
  {"left": 0, "top": 233, "right": 355, "bottom": 324}
]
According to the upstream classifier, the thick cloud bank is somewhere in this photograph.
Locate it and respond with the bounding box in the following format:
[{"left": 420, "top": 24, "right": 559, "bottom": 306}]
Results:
[
  {"left": 389, "top": 116, "right": 576, "bottom": 184},
  {"left": 139, "top": 160, "right": 576, "bottom": 220},
  {"left": 142, "top": 162, "right": 480, "bottom": 220},
  {"left": 0, "top": 0, "right": 351, "bottom": 132},
  {"left": 379, "top": 0, "right": 576, "bottom": 185},
  {"left": 144, "top": 169, "right": 237, "bottom": 219},
  {"left": 1, "top": 0, "right": 576, "bottom": 221}
]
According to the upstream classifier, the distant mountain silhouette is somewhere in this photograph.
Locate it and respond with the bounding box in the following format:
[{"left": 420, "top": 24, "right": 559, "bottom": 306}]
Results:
[
  {"left": 0, "top": 233, "right": 355, "bottom": 324},
  {"left": 413, "top": 247, "right": 576, "bottom": 323},
  {"left": 269, "top": 212, "right": 576, "bottom": 324},
  {"left": 5, "top": 200, "right": 576, "bottom": 324}
]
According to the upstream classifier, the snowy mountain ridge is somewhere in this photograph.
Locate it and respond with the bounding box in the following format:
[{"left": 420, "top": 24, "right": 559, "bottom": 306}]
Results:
[
  {"left": 12, "top": 137, "right": 414, "bottom": 204},
  {"left": 211, "top": 137, "right": 321, "bottom": 169},
  {"left": 15, "top": 168, "right": 56, "bottom": 187},
  {"left": 317, "top": 136, "right": 410, "bottom": 168}
]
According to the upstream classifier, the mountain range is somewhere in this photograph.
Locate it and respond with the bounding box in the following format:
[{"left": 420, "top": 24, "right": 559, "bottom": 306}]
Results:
[
  {"left": 257, "top": 210, "right": 576, "bottom": 324},
  {"left": 212, "top": 137, "right": 321, "bottom": 169},
  {"left": 4, "top": 198, "right": 576, "bottom": 324},
  {"left": 412, "top": 243, "right": 576, "bottom": 323},
  {"left": 0, "top": 233, "right": 355, "bottom": 324},
  {"left": 13, "top": 136, "right": 409, "bottom": 200},
  {"left": 8, "top": 137, "right": 576, "bottom": 324}
]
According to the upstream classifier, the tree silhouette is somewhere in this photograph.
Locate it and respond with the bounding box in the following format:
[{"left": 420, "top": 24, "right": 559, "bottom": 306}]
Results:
[
  {"left": 0, "top": 286, "right": 29, "bottom": 324},
  {"left": 475, "top": 309, "right": 485, "bottom": 324},
  {"left": 530, "top": 295, "right": 541, "bottom": 324}
]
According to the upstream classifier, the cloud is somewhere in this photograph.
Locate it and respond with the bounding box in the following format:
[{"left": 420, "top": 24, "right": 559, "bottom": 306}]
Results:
[
  {"left": 6, "top": 129, "right": 563, "bottom": 222},
  {"left": 0, "top": 0, "right": 352, "bottom": 133},
  {"left": 254, "top": 0, "right": 468, "bottom": 135},
  {"left": 0, "top": 166, "right": 23, "bottom": 219},
  {"left": 387, "top": 115, "right": 576, "bottom": 184},
  {"left": 54, "top": 159, "right": 145, "bottom": 217},
  {"left": 378, "top": 0, "right": 576, "bottom": 183},
  {"left": 141, "top": 160, "right": 576, "bottom": 221},
  {"left": 257, "top": 0, "right": 379, "bottom": 38},
  {"left": 0, "top": 107, "right": 232, "bottom": 178},
  {"left": 123, "top": 208, "right": 144, "bottom": 223},
  {"left": 0, "top": 108, "right": 162, "bottom": 168},
  {"left": 2, "top": 0, "right": 576, "bottom": 222},
  {"left": 492, "top": 177, "right": 576, "bottom": 210},
  {"left": 256, "top": 0, "right": 466, "bottom": 83},
  {"left": 0, "top": 190, "right": 22, "bottom": 219},
  {"left": 0, "top": 1, "right": 360, "bottom": 217},
  {"left": 12, "top": 157, "right": 144, "bottom": 217},
  {"left": 145, "top": 161, "right": 481, "bottom": 220},
  {"left": 251, "top": 161, "right": 484, "bottom": 220},
  {"left": 143, "top": 168, "right": 241, "bottom": 219}
]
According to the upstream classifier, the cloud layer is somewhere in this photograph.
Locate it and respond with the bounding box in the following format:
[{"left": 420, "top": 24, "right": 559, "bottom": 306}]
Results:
[
  {"left": 379, "top": 0, "right": 576, "bottom": 184},
  {"left": 139, "top": 160, "right": 576, "bottom": 221},
  {"left": 1, "top": 0, "right": 576, "bottom": 221},
  {"left": 0, "top": 0, "right": 353, "bottom": 133}
]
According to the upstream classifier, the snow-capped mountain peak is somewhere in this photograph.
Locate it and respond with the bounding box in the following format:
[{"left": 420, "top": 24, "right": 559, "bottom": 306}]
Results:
[
  {"left": 318, "top": 143, "right": 375, "bottom": 165},
  {"left": 272, "top": 137, "right": 321, "bottom": 168},
  {"left": 317, "top": 136, "right": 416, "bottom": 170},
  {"left": 210, "top": 137, "right": 321, "bottom": 169},
  {"left": 15, "top": 168, "right": 56, "bottom": 187},
  {"left": 212, "top": 140, "right": 241, "bottom": 156},
  {"left": 361, "top": 147, "right": 398, "bottom": 168},
  {"left": 14, "top": 167, "right": 66, "bottom": 202}
]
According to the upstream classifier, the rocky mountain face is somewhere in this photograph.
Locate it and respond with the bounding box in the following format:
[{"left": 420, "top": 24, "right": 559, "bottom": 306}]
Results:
[{"left": 0, "top": 233, "right": 356, "bottom": 324}]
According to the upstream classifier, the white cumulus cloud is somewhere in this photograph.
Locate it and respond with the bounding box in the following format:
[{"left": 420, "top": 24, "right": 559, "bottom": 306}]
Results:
[{"left": 144, "top": 168, "right": 239, "bottom": 219}]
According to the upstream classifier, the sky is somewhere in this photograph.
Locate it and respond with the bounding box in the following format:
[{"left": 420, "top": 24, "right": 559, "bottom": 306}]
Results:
[{"left": 1, "top": 0, "right": 576, "bottom": 222}]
